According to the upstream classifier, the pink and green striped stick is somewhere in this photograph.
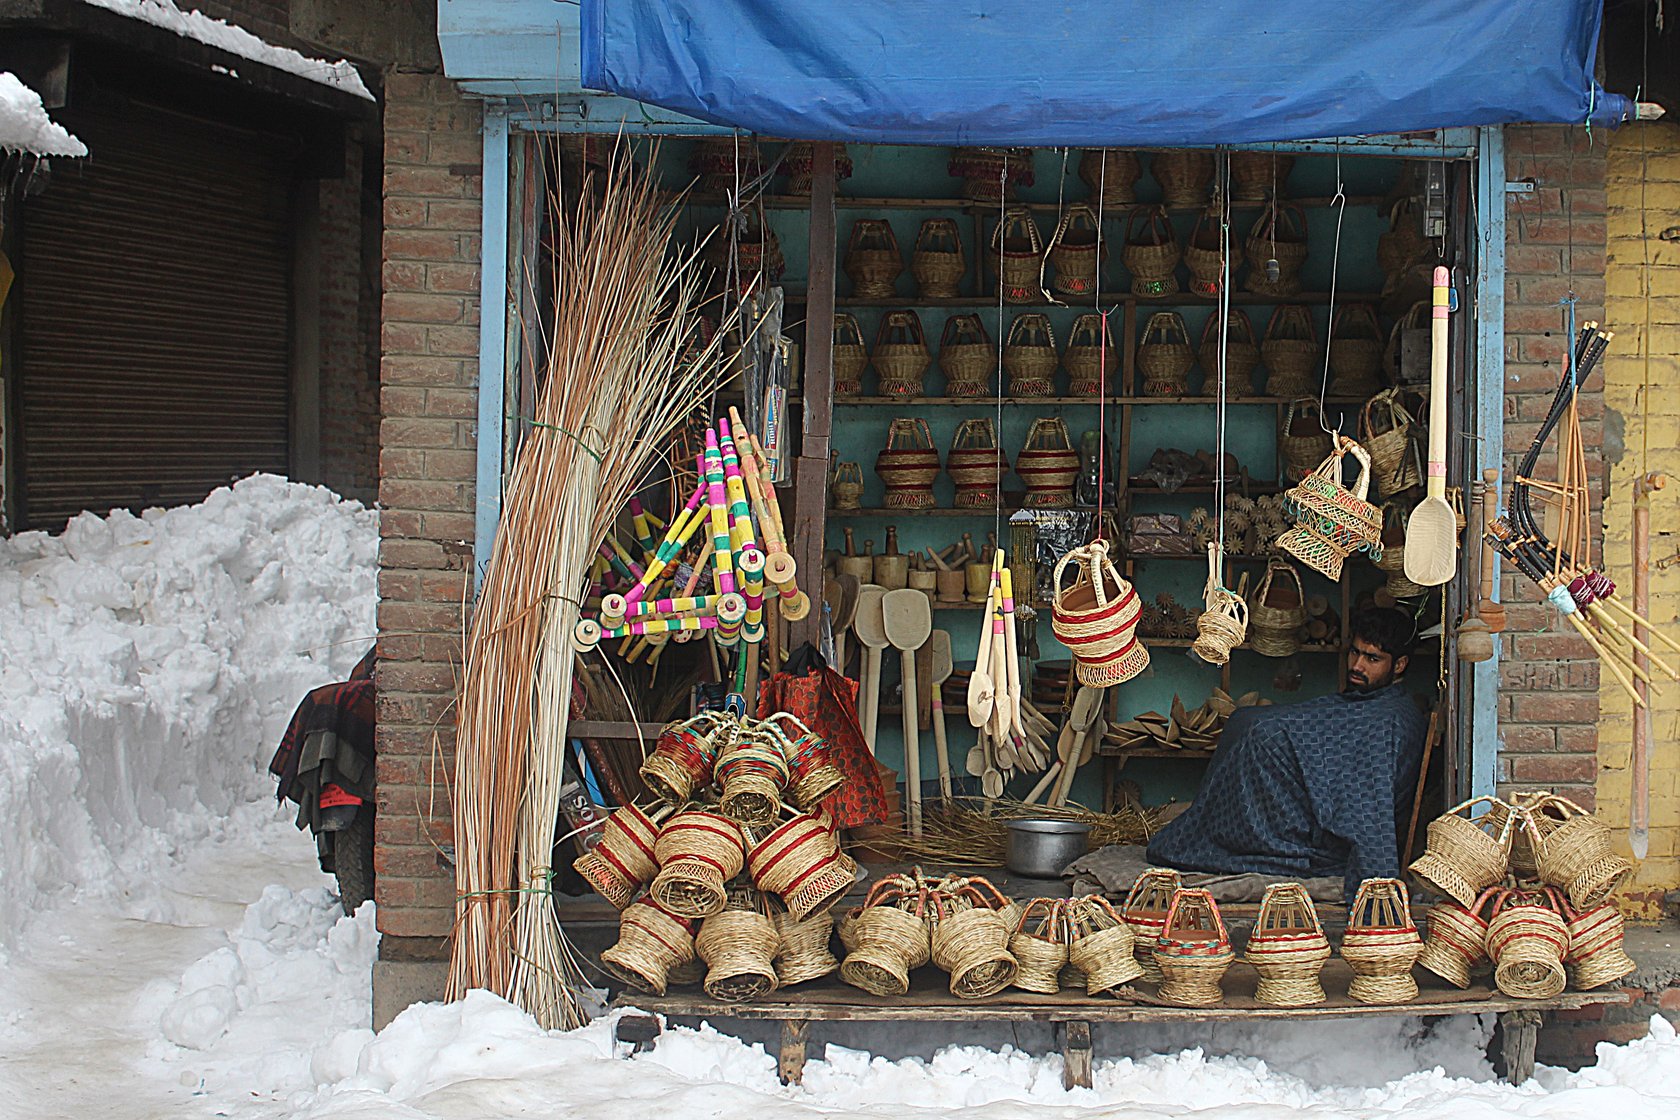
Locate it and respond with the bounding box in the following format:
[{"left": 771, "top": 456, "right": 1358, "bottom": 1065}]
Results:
[{"left": 704, "top": 430, "right": 737, "bottom": 595}]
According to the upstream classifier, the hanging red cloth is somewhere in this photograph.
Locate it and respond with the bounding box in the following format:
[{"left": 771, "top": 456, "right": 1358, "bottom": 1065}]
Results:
[{"left": 756, "top": 647, "right": 889, "bottom": 830}]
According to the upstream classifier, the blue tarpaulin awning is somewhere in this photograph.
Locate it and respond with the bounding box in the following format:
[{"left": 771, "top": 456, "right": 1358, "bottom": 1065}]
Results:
[{"left": 579, "top": 0, "right": 1630, "bottom": 146}]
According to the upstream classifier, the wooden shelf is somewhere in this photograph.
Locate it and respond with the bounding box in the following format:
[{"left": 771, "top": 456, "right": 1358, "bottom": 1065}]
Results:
[
  {"left": 837, "top": 396, "right": 1368, "bottom": 407},
  {"left": 799, "top": 292, "right": 1381, "bottom": 308},
  {"left": 1144, "top": 637, "right": 1344, "bottom": 653},
  {"left": 685, "top": 192, "right": 1387, "bottom": 214}
]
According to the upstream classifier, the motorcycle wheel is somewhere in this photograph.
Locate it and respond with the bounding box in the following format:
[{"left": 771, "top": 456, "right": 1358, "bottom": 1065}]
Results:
[{"left": 333, "top": 807, "right": 376, "bottom": 916}]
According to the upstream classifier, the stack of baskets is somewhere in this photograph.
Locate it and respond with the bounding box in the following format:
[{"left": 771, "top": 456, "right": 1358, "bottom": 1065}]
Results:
[
  {"left": 938, "top": 313, "right": 994, "bottom": 397},
  {"left": 1051, "top": 540, "right": 1150, "bottom": 687},
  {"left": 1277, "top": 435, "right": 1384, "bottom": 580},
  {"left": 839, "top": 871, "right": 1026, "bottom": 999},
  {"left": 1004, "top": 314, "right": 1060, "bottom": 397},
  {"left": 876, "top": 417, "right": 942, "bottom": 509},
  {"left": 872, "top": 310, "right": 930, "bottom": 398},
  {"left": 1017, "top": 418, "right": 1081, "bottom": 507},
  {"left": 1065, "top": 313, "right": 1119, "bottom": 396},
  {"left": 947, "top": 419, "right": 1009, "bottom": 508}
]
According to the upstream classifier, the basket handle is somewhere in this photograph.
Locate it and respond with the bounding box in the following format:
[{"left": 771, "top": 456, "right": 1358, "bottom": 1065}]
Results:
[
  {"left": 1338, "top": 435, "right": 1374, "bottom": 503},
  {"left": 1334, "top": 303, "right": 1382, "bottom": 342},
  {"left": 1163, "top": 887, "right": 1228, "bottom": 939}
]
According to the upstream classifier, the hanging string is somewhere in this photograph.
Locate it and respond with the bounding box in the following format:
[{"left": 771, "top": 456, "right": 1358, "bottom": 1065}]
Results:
[
  {"left": 1095, "top": 152, "right": 1108, "bottom": 529},
  {"left": 1044, "top": 148, "right": 1070, "bottom": 307},
  {"left": 995, "top": 160, "right": 1008, "bottom": 550},
  {"left": 1316, "top": 142, "right": 1347, "bottom": 436},
  {"left": 1214, "top": 151, "right": 1232, "bottom": 577}
]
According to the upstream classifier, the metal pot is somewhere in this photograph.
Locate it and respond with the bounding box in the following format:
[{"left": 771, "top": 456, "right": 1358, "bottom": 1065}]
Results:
[{"left": 1006, "top": 818, "right": 1091, "bottom": 879}]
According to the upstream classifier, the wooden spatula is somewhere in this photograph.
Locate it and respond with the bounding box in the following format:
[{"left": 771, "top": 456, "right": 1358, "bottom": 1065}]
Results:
[
  {"left": 929, "top": 629, "right": 955, "bottom": 802},
  {"left": 883, "top": 588, "right": 933, "bottom": 838},
  {"left": 966, "top": 565, "right": 999, "bottom": 727},
  {"left": 853, "top": 584, "right": 889, "bottom": 754},
  {"left": 1404, "top": 265, "right": 1459, "bottom": 587}
]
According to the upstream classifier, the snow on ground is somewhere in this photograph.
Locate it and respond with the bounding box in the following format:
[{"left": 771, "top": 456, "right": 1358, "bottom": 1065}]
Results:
[
  {"left": 0, "top": 72, "right": 87, "bottom": 157},
  {"left": 3, "top": 475, "right": 1679, "bottom": 1120},
  {"left": 79, "top": 0, "right": 373, "bottom": 100}
]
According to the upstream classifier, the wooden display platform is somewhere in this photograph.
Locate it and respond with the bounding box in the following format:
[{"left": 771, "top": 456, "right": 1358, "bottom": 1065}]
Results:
[{"left": 612, "top": 961, "right": 1632, "bottom": 1089}]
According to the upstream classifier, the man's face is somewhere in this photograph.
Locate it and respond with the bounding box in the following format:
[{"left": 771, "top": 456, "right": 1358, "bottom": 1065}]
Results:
[{"left": 1347, "top": 638, "right": 1404, "bottom": 692}]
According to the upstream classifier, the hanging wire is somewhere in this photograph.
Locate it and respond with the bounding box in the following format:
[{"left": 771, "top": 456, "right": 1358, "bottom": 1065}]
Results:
[
  {"left": 995, "top": 160, "right": 1008, "bottom": 550},
  {"left": 1316, "top": 141, "right": 1348, "bottom": 435},
  {"left": 1214, "top": 151, "right": 1233, "bottom": 578}
]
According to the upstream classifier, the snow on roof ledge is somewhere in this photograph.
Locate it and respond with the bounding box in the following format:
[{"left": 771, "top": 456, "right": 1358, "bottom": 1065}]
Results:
[
  {"left": 0, "top": 72, "right": 87, "bottom": 157},
  {"left": 80, "top": 0, "right": 374, "bottom": 101}
]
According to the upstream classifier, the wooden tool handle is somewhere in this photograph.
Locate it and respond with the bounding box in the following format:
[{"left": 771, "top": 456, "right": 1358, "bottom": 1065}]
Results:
[
  {"left": 861, "top": 647, "right": 881, "bottom": 754},
  {"left": 1480, "top": 467, "right": 1499, "bottom": 603},
  {"left": 932, "top": 696, "right": 953, "bottom": 801},
  {"left": 901, "top": 651, "right": 923, "bottom": 838},
  {"left": 1427, "top": 266, "right": 1450, "bottom": 498}
]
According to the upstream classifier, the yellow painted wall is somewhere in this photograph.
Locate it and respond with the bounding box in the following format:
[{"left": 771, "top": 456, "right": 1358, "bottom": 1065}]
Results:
[{"left": 1598, "top": 121, "right": 1680, "bottom": 916}]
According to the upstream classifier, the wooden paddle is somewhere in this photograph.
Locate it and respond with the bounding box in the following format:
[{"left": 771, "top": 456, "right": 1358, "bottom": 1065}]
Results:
[
  {"left": 853, "top": 584, "right": 889, "bottom": 754},
  {"left": 1050, "top": 685, "right": 1103, "bottom": 807},
  {"left": 883, "top": 589, "right": 933, "bottom": 838},
  {"left": 929, "top": 629, "right": 955, "bottom": 802},
  {"left": 966, "top": 565, "right": 999, "bottom": 727},
  {"left": 826, "top": 573, "right": 860, "bottom": 671},
  {"left": 1404, "top": 266, "right": 1459, "bottom": 586}
]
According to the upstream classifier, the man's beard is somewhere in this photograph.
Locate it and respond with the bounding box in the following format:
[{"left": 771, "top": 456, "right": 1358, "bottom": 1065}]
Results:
[{"left": 1347, "top": 670, "right": 1388, "bottom": 693}]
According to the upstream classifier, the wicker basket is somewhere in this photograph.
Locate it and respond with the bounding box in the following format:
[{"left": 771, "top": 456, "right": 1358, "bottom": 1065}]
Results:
[
  {"left": 1378, "top": 196, "right": 1429, "bottom": 281},
  {"left": 1230, "top": 151, "right": 1295, "bottom": 203},
  {"left": 1246, "top": 883, "right": 1331, "bottom": 1007},
  {"left": 1137, "top": 311, "right": 1196, "bottom": 397},
  {"left": 650, "top": 811, "right": 748, "bottom": 919},
  {"left": 1562, "top": 897, "right": 1637, "bottom": 990},
  {"left": 781, "top": 141, "right": 853, "bottom": 196},
  {"left": 1328, "top": 305, "right": 1385, "bottom": 397},
  {"left": 706, "top": 211, "right": 785, "bottom": 293},
  {"left": 931, "top": 882, "right": 1019, "bottom": 998},
  {"left": 1064, "top": 312, "right": 1119, "bottom": 396},
  {"left": 1485, "top": 887, "right": 1568, "bottom": 1000},
  {"left": 949, "top": 146, "right": 1034, "bottom": 201},
  {"left": 1122, "top": 868, "right": 1183, "bottom": 983},
  {"left": 1360, "top": 389, "right": 1421, "bottom": 499},
  {"left": 572, "top": 804, "right": 662, "bottom": 910},
  {"left": 1151, "top": 149, "right": 1214, "bottom": 207},
  {"left": 1532, "top": 796, "right": 1632, "bottom": 911},
  {"left": 1278, "top": 435, "right": 1384, "bottom": 580},
  {"left": 1375, "top": 501, "right": 1428, "bottom": 597},
  {"left": 948, "top": 418, "right": 1010, "bottom": 508},
  {"left": 1185, "top": 208, "right": 1244, "bottom": 298},
  {"left": 1153, "top": 888, "right": 1235, "bottom": 1007},
  {"left": 1248, "top": 558, "right": 1306, "bottom": 658},
  {"left": 1261, "top": 306, "right": 1321, "bottom": 399},
  {"left": 1017, "top": 417, "right": 1080, "bottom": 508},
  {"left": 871, "top": 310, "right": 930, "bottom": 398},
  {"left": 640, "top": 718, "right": 721, "bottom": 803},
  {"left": 839, "top": 879, "right": 932, "bottom": 997},
  {"left": 989, "top": 208, "right": 1046, "bottom": 304},
  {"left": 1408, "top": 796, "right": 1519, "bottom": 908},
  {"left": 696, "top": 898, "right": 780, "bottom": 1003},
  {"left": 1052, "top": 540, "right": 1149, "bottom": 687},
  {"left": 1067, "top": 896, "right": 1144, "bottom": 995},
  {"left": 1244, "top": 202, "right": 1309, "bottom": 297},
  {"left": 833, "top": 313, "right": 869, "bottom": 398},
  {"left": 715, "top": 732, "right": 791, "bottom": 828},
  {"left": 844, "top": 219, "right": 904, "bottom": 300},
  {"left": 746, "top": 811, "right": 855, "bottom": 920},
  {"left": 1341, "top": 878, "right": 1423, "bottom": 1004},
  {"left": 912, "top": 217, "right": 966, "bottom": 299},
  {"left": 1193, "top": 548, "right": 1249, "bottom": 666},
  {"left": 780, "top": 725, "right": 846, "bottom": 811},
  {"left": 831, "top": 461, "right": 865, "bottom": 510},
  {"left": 1123, "top": 205, "right": 1181, "bottom": 299},
  {"left": 1494, "top": 791, "right": 1557, "bottom": 881},
  {"left": 875, "top": 417, "right": 941, "bottom": 510},
  {"left": 690, "top": 137, "right": 764, "bottom": 192},
  {"left": 602, "top": 901, "right": 698, "bottom": 996},
  {"left": 1047, "top": 202, "right": 1105, "bottom": 298},
  {"left": 938, "top": 313, "right": 995, "bottom": 397},
  {"left": 1004, "top": 314, "right": 1059, "bottom": 397},
  {"left": 1198, "top": 309, "right": 1261, "bottom": 392},
  {"left": 1277, "top": 396, "right": 1334, "bottom": 485},
  {"left": 1009, "top": 899, "right": 1070, "bottom": 993},
  {"left": 774, "top": 907, "right": 839, "bottom": 986},
  {"left": 1080, "top": 148, "right": 1141, "bottom": 205},
  {"left": 1418, "top": 888, "right": 1498, "bottom": 989}
]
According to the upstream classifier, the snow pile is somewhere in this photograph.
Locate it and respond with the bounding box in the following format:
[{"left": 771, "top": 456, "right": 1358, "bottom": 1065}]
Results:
[
  {"left": 0, "top": 475, "right": 376, "bottom": 950},
  {"left": 0, "top": 72, "right": 87, "bottom": 157},
  {"left": 79, "top": 0, "right": 374, "bottom": 100}
]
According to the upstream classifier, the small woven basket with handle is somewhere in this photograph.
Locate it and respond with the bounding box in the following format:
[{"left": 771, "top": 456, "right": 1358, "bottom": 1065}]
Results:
[
  {"left": 1052, "top": 540, "right": 1149, "bottom": 687},
  {"left": 1004, "top": 313, "right": 1059, "bottom": 397},
  {"left": 1199, "top": 308, "right": 1260, "bottom": 392},
  {"left": 1137, "top": 311, "right": 1196, "bottom": 397},
  {"left": 1244, "top": 201, "right": 1309, "bottom": 297},
  {"left": 1153, "top": 888, "right": 1235, "bottom": 1007},
  {"left": 1408, "top": 795, "right": 1520, "bottom": 909},
  {"left": 1122, "top": 868, "right": 1183, "bottom": 983},
  {"left": 1081, "top": 148, "right": 1141, "bottom": 205},
  {"left": 912, "top": 217, "right": 966, "bottom": 299},
  {"left": 1245, "top": 883, "right": 1330, "bottom": 1007},
  {"left": 1122, "top": 205, "right": 1181, "bottom": 299},
  {"left": 1277, "top": 434, "right": 1384, "bottom": 581},
  {"left": 938, "top": 313, "right": 995, "bottom": 397},
  {"left": 871, "top": 310, "right": 930, "bottom": 398},
  {"left": 843, "top": 218, "right": 903, "bottom": 300},
  {"left": 989, "top": 207, "right": 1046, "bottom": 304},
  {"left": 1360, "top": 389, "right": 1422, "bottom": 499},
  {"left": 1261, "top": 306, "right": 1321, "bottom": 399},
  {"left": 875, "top": 417, "right": 941, "bottom": 510},
  {"left": 1341, "top": 877, "right": 1423, "bottom": 1005},
  {"left": 1016, "top": 417, "right": 1080, "bottom": 508}
]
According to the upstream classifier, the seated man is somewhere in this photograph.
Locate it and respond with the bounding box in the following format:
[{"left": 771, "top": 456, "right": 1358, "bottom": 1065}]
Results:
[{"left": 1146, "top": 608, "right": 1428, "bottom": 898}]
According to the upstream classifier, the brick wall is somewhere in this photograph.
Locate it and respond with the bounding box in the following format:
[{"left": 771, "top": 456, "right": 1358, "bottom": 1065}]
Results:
[
  {"left": 1496, "top": 125, "right": 1608, "bottom": 810},
  {"left": 319, "top": 136, "right": 380, "bottom": 504},
  {"left": 374, "top": 72, "right": 483, "bottom": 941}
]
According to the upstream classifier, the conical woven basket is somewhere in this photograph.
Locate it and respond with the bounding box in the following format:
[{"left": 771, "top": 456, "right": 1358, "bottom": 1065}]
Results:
[
  {"left": 1562, "top": 897, "right": 1637, "bottom": 990},
  {"left": 1068, "top": 896, "right": 1144, "bottom": 994},
  {"left": 1486, "top": 887, "right": 1568, "bottom": 1000},
  {"left": 1153, "top": 888, "right": 1235, "bottom": 1007},
  {"left": 1230, "top": 151, "right": 1294, "bottom": 203},
  {"left": 1004, "top": 313, "right": 1059, "bottom": 397},
  {"left": 1417, "top": 890, "right": 1497, "bottom": 990},
  {"left": 833, "top": 313, "right": 869, "bottom": 398},
  {"left": 1009, "top": 899, "right": 1070, "bottom": 993},
  {"left": 1532, "top": 796, "right": 1631, "bottom": 912},
  {"left": 602, "top": 901, "right": 697, "bottom": 996},
  {"left": 1017, "top": 417, "right": 1079, "bottom": 508},
  {"left": 912, "top": 217, "right": 966, "bottom": 299},
  {"left": 697, "top": 903, "right": 780, "bottom": 1003},
  {"left": 1408, "top": 796, "right": 1519, "bottom": 908},
  {"left": 774, "top": 908, "right": 839, "bottom": 987},
  {"left": 1360, "top": 389, "right": 1422, "bottom": 499},
  {"left": 947, "top": 418, "right": 1009, "bottom": 508},
  {"left": 1328, "top": 305, "right": 1385, "bottom": 397},
  {"left": 1122, "top": 205, "right": 1181, "bottom": 299},
  {"left": 875, "top": 417, "right": 941, "bottom": 510},
  {"left": 1248, "top": 559, "right": 1306, "bottom": 658},
  {"left": 1277, "top": 396, "right": 1335, "bottom": 485},
  {"left": 1245, "top": 883, "right": 1330, "bottom": 1007},
  {"left": 1052, "top": 540, "right": 1148, "bottom": 687},
  {"left": 950, "top": 146, "right": 1034, "bottom": 201},
  {"left": 1341, "top": 878, "right": 1423, "bottom": 1005},
  {"left": 1244, "top": 202, "right": 1309, "bottom": 297},
  {"left": 650, "top": 811, "right": 748, "bottom": 920},
  {"left": 1277, "top": 435, "right": 1383, "bottom": 581},
  {"left": 781, "top": 141, "right": 853, "bottom": 195}
]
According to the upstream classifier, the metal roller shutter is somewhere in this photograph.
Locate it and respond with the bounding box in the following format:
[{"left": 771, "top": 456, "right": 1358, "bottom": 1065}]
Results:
[{"left": 15, "top": 98, "right": 292, "bottom": 529}]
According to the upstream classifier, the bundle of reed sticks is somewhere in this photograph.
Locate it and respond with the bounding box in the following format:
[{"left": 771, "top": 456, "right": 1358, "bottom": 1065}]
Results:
[
  {"left": 448, "top": 143, "right": 743, "bottom": 1027},
  {"left": 884, "top": 799, "right": 1162, "bottom": 867}
]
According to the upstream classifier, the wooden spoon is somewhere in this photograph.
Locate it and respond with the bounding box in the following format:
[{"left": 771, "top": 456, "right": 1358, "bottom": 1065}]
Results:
[
  {"left": 1404, "top": 265, "right": 1459, "bottom": 586},
  {"left": 883, "top": 589, "right": 933, "bottom": 839},
  {"left": 852, "top": 584, "right": 889, "bottom": 754},
  {"left": 929, "top": 630, "right": 955, "bottom": 802},
  {"left": 966, "top": 566, "right": 999, "bottom": 727}
]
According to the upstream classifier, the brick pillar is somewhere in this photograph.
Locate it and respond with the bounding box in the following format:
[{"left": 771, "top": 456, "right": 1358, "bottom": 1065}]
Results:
[
  {"left": 1497, "top": 125, "right": 1607, "bottom": 807},
  {"left": 375, "top": 72, "right": 482, "bottom": 947},
  {"left": 319, "top": 135, "right": 380, "bottom": 504}
]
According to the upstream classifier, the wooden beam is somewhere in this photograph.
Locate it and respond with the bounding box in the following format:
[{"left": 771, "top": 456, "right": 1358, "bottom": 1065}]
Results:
[{"left": 791, "top": 143, "right": 837, "bottom": 651}]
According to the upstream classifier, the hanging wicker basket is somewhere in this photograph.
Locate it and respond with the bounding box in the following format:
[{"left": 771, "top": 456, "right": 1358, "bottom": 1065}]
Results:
[
  {"left": 949, "top": 146, "right": 1035, "bottom": 201},
  {"left": 691, "top": 137, "right": 764, "bottom": 193},
  {"left": 1122, "top": 868, "right": 1183, "bottom": 983},
  {"left": 1341, "top": 878, "right": 1423, "bottom": 1004},
  {"left": 844, "top": 219, "right": 904, "bottom": 300},
  {"left": 1137, "top": 311, "right": 1196, "bottom": 397},
  {"left": 871, "top": 310, "right": 930, "bottom": 398},
  {"left": 1360, "top": 389, "right": 1422, "bottom": 499},
  {"left": 875, "top": 417, "right": 941, "bottom": 510},
  {"left": 1080, "top": 148, "right": 1141, "bottom": 205},
  {"left": 931, "top": 879, "right": 1020, "bottom": 998},
  {"left": 1329, "top": 305, "right": 1386, "bottom": 397},
  {"left": 1532, "top": 796, "right": 1632, "bottom": 911},
  {"left": 1052, "top": 540, "right": 1149, "bottom": 687},
  {"left": 781, "top": 141, "right": 853, "bottom": 195},
  {"left": 1185, "top": 208, "right": 1244, "bottom": 298},
  {"left": 1245, "top": 883, "right": 1330, "bottom": 1007},
  {"left": 573, "top": 804, "right": 663, "bottom": 910},
  {"left": 1562, "top": 896, "right": 1638, "bottom": 990},
  {"left": 1278, "top": 435, "right": 1384, "bottom": 580},
  {"left": 1153, "top": 888, "right": 1235, "bottom": 1007},
  {"left": 938, "top": 313, "right": 995, "bottom": 397},
  {"left": 912, "top": 217, "right": 966, "bottom": 299},
  {"left": 1244, "top": 202, "right": 1309, "bottom": 297},
  {"left": 706, "top": 211, "right": 786, "bottom": 293},
  {"left": 1261, "top": 306, "right": 1321, "bottom": 399},
  {"left": 948, "top": 418, "right": 1010, "bottom": 509},
  {"left": 1198, "top": 309, "right": 1261, "bottom": 393},
  {"left": 1047, "top": 202, "right": 1105, "bottom": 297},
  {"left": 1017, "top": 417, "right": 1080, "bottom": 508},
  {"left": 1278, "top": 396, "right": 1335, "bottom": 485},
  {"left": 1408, "top": 796, "right": 1520, "bottom": 909},
  {"left": 1248, "top": 558, "right": 1307, "bottom": 658},
  {"left": 839, "top": 877, "right": 933, "bottom": 996},
  {"left": 1009, "top": 899, "right": 1070, "bottom": 993},
  {"left": 774, "top": 907, "right": 840, "bottom": 987},
  {"left": 1417, "top": 887, "right": 1499, "bottom": 989},
  {"left": 650, "top": 811, "right": 748, "bottom": 919},
  {"left": 833, "top": 313, "right": 869, "bottom": 398},
  {"left": 1375, "top": 500, "right": 1428, "bottom": 597},
  {"left": 1151, "top": 149, "right": 1214, "bottom": 207},
  {"left": 1064, "top": 896, "right": 1144, "bottom": 994},
  {"left": 1230, "top": 151, "right": 1295, "bottom": 203},
  {"left": 1193, "top": 546, "right": 1249, "bottom": 665},
  {"left": 601, "top": 900, "right": 697, "bottom": 996},
  {"left": 1064, "top": 312, "right": 1119, "bottom": 396},
  {"left": 1122, "top": 205, "right": 1181, "bottom": 299},
  {"left": 989, "top": 208, "right": 1046, "bottom": 304},
  {"left": 1486, "top": 887, "right": 1569, "bottom": 1000},
  {"left": 1004, "top": 314, "right": 1059, "bottom": 397}
]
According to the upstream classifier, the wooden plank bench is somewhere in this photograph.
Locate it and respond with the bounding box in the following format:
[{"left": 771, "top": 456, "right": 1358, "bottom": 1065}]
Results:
[{"left": 611, "top": 961, "right": 1632, "bottom": 1089}]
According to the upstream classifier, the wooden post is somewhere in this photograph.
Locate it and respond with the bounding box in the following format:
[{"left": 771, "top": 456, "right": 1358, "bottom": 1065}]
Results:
[
  {"left": 1497, "top": 1008, "right": 1542, "bottom": 1084},
  {"left": 1061, "top": 1020, "right": 1093, "bottom": 1090},
  {"left": 778, "top": 1019, "right": 811, "bottom": 1085},
  {"left": 792, "top": 144, "right": 838, "bottom": 651},
  {"left": 614, "top": 1013, "right": 662, "bottom": 1055}
]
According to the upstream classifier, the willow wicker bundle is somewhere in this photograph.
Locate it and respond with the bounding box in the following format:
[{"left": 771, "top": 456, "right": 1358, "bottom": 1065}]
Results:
[
  {"left": 1341, "top": 878, "right": 1423, "bottom": 1004},
  {"left": 1485, "top": 887, "right": 1568, "bottom": 999},
  {"left": 1199, "top": 309, "right": 1261, "bottom": 391},
  {"left": 1278, "top": 436, "right": 1383, "bottom": 580},
  {"left": 1417, "top": 889, "right": 1497, "bottom": 989},
  {"left": 572, "top": 804, "right": 662, "bottom": 909},
  {"left": 872, "top": 311, "right": 930, "bottom": 398},
  {"left": 1563, "top": 898, "right": 1637, "bottom": 990},
  {"left": 690, "top": 137, "right": 764, "bottom": 192},
  {"left": 697, "top": 904, "right": 780, "bottom": 1003},
  {"left": 1277, "top": 396, "right": 1334, "bottom": 485},
  {"left": 844, "top": 219, "right": 904, "bottom": 300},
  {"left": 1122, "top": 868, "right": 1183, "bottom": 983},
  {"left": 950, "top": 146, "right": 1034, "bottom": 201},
  {"left": 1009, "top": 899, "right": 1070, "bottom": 993},
  {"left": 1017, "top": 417, "right": 1081, "bottom": 508},
  {"left": 1230, "top": 151, "right": 1295, "bottom": 203},
  {"left": 1153, "top": 888, "right": 1235, "bottom": 1006},
  {"left": 1248, "top": 559, "right": 1306, "bottom": 657},
  {"left": 1408, "top": 796, "right": 1518, "bottom": 908},
  {"left": 1246, "top": 883, "right": 1331, "bottom": 1007},
  {"left": 1151, "top": 149, "right": 1213, "bottom": 206},
  {"left": 782, "top": 141, "right": 853, "bottom": 195},
  {"left": 649, "top": 811, "right": 748, "bottom": 919},
  {"left": 831, "top": 461, "right": 865, "bottom": 510},
  {"left": 774, "top": 907, "right": 839, "bottom": 986},
  {"left": 947, "top": 418, "right": 1009, "bottom": 508},
  {"left": 1244, "top": 202, "right": 1309, "bottom": 297},
  {"left": 1360, "top": 390, "right": 1421, "bottom": 498},
  {"left": 1004, "top": 314, "right": 1059, "bottom": 396},
  {"left": 1064, "top": 313, "right": 1119, "bottom": 396},
  {"left": 747, "top": 810, "right": 856, "bottom": 920},
  {"left": 833, "top": 314, "right": 869, "bottom": 398},
  {"left": 1047, "top": 203, "right": 1105, "bottom": 297},
  {"left": 1067, "top": 896, "right": 1145, "bottom": 995},
  {"left": 931, "top": 881, "right": 1020, "bottom": 998},
  {"left": 913, "top": 217, "right": 966, "bottom": 299},
  {"left": 939, "top": 313, "right": 995, "bottom": 397},
  {"left": 990, "top": 208, "right": 1046, "bottom": 304},
  {"left": 1532, "top": 796, "right": 1632, "bottom": 911},
  {"left": 1185, "top": 208, "right": 1244, "bottom": 298},
  {"left": 1052, "top": 540, "right": 1149, "bottom": 687},
  {"left": 1262, "top": 306, "right": 1321, "bottom": 398},
  {"left": 1375, "top": 501, "right": 1427, "bottom": 597},
  {"left": 1327, "top": 305, "right": 1385, "bottom": 397},
  {"left": 1123, "top": 206, "right": 1181, "bottom": 299},
  {"left": 839, "top": 878, "right": 933, "bottom": 996},
  {"left": 1081, "top": 148, "right": 1141, "bottom": 205},
  {"left": 601, "top": 901, "right": 697, "bottom": 996},
  {"left": 640, "top": 716, "right": 723, "bottom": 803},
  {"left": 876, "top": 417, "right": 941, "bottom": 509},
  {"left": 1137, "top": 311, "right": 1196, "bottom": 397}
]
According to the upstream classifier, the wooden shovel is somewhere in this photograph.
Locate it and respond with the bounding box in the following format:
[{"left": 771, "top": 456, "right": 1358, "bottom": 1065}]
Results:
[
  {"left": 853, "top": 584, "right": 889, "bottom": 754},
  {"left": 883, "top": 589, "right": 933, "bottom": 838},
  {"left": 929, "top": 629, "right": 955, "bottom": 802},
  {"left": 1404, "top": 266, "right": 1459, "bottom": 586}
]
